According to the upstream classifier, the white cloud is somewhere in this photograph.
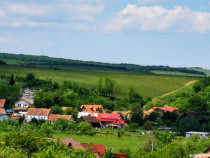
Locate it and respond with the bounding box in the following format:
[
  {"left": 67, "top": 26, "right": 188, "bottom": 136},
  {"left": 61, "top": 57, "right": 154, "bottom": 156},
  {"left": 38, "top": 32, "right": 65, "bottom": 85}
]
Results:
[{"left": 106, "top": 4, "right": 210, "bottom": 33}]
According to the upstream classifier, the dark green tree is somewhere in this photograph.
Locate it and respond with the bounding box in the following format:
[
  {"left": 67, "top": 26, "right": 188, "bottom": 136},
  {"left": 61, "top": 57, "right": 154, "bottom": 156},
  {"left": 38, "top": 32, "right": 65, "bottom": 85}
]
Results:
[
  {"left": 130, "top": 104, "right": 143, "bottom": 125},
  {"left": 8, "top": 74, "right": 15, "bottom": 86}
]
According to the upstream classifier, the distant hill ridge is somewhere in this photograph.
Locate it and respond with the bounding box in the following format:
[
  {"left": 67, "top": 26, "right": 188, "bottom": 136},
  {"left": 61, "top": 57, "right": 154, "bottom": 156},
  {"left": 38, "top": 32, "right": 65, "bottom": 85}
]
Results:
[{"left": 0, "top": 53, "right": 206, "bottom": 76}]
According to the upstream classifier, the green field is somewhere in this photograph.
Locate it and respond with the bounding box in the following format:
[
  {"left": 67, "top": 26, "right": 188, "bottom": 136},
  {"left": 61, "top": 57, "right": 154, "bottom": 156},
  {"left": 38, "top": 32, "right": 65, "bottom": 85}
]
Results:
[
  {"left": 53, "top": 132, "right": 155, "bottom": 153},
  {"left": 0, "top": 64, "right": 201, "bottom": 98}
]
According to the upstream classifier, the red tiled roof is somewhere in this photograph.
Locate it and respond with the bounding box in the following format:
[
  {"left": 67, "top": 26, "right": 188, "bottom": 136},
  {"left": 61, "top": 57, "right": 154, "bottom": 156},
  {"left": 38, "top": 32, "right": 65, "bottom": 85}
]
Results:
[
  {"left": 153, "top": 105, "right": 178, "bottom": 112},
  {"left": 48, "top": 114, "right": 72, "bottom": 122},
  {"left": 13, "top": 107, "right": 27, "bottom": 111},
  {"left": 0, "top": 108, "right": 6, "bottom": 115},
  {"left": 97, "top": 113, "right": 121, "bottom": 121},
  {"left": 27, "top": 108, "right": 50, "bottom": 116},
  {"left": 0, "top": 99, "right": 6, "bottom": 108},
  {"left": 80, "top": 105, "right": 105, "bottom": 113},
  {"left": 82, "top": 116, "right": 100, "bottom": 123},
  {"left": 23, "top": 98, "right": 33, "bottom": 105},
  {"left": 80, "top": 143, "right": 106, "bottom": 156},
  {"left": 97, "top": 113, "right": 126, "bottom": 125}
]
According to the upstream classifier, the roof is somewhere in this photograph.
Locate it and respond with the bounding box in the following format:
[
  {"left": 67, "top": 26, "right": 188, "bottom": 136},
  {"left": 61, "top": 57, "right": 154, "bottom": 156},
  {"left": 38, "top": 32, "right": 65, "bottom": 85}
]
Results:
[
  {"left": 0, "top": 99, "right": 6, "bottom": 108},
  {"left": 153, "top": 105, "right": 178, "bottom": 112},
  {"left": 80, "top": 143, "right": 106, "bottom": 155},
  {"left": 48, "top": 114, "right": 72, "bottom": 122},
  {"left": 112, "top": 111, "right": 131, "bottom": 116},
  {"left": 13, "top": 107, "right": 27, "bottom": 111},
  {"left": 27, "top": 108, "right": 50, "bottom": 116},
  {"left": 97, "top": 113, "right": 126, "bottom": 125},
  {"left": 23, "top": 98, "right": 33, "bottom": 105},
  {"left": 82, "top": 116, "right": 100, "bottom": 123},
  {"left": 53, "top": 138, "right": 84, "bottom": 150},
  {"left": 143, "top": 109, "right": 154, "bottom": 117},
  {"left": 80, "top": 105, "right": 105, "bottom": 113},
  {"left": 0, "top": 108, "right": 6, "bottom": 115},
  {"left": 6, "top": 109, "right": 13, "bottom": 113},
  {"left": 185, "top": 131, "right": 210, "bottom": 135}
]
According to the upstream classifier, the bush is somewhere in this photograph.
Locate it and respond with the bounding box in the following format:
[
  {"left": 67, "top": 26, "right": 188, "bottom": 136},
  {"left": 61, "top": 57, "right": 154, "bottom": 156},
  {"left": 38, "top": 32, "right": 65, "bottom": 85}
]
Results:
[
  {"left": 117, "top": 129, "right": 126, "bottom": 138},
  {"left": 126, "top": 123, "right": 139, "bottom": 132},
  {"left": 77, "top": 122, "right": 96, "bottom": 136}
]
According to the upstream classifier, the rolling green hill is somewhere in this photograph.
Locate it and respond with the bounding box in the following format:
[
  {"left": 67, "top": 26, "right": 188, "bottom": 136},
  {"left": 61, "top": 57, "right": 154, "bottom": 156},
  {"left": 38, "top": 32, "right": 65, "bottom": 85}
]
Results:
[
  {"left": 0, "top": 53, "right": 206, "bottom": 76},
  {"left": 0, "top": 64, "right": 200, "bottom": 98}
]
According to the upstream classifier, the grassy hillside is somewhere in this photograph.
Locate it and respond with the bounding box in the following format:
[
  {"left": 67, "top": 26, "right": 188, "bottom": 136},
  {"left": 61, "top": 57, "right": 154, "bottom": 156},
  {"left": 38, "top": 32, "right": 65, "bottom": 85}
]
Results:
[
  {"left": 0, "top": 53, "right": 206, "bottom": 76},
  {"left": 0, "top": 64, "right": 200, "bottom": 98}
]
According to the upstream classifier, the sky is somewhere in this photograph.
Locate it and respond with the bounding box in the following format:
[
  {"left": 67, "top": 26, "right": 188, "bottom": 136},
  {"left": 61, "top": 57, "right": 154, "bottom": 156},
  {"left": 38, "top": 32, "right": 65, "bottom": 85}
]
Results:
[{"left": 0, "top": 0, "right": 210, "bottom": 69}]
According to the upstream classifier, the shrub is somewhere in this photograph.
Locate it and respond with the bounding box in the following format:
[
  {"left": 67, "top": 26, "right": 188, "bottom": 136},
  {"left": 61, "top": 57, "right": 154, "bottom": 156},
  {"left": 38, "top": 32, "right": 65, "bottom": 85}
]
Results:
[
  {"left": 117, "top": 129, "right": 126, "bottom": 138},
  {"left": 143, "top": 121, "right": 152, "bottom": 130}
]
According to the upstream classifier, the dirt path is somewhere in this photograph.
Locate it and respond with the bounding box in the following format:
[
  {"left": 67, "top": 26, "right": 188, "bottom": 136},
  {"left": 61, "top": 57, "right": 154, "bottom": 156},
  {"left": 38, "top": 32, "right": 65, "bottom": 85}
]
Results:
[{"left": 152, "top": 80, "right": 197, "bottom": 101}]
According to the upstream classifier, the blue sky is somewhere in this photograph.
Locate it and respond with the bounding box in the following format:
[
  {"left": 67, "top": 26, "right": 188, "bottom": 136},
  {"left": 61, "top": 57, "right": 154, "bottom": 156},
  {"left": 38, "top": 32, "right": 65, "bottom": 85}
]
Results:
[{"left": 0, "top": 0, "right": 210, "bottom": 69}]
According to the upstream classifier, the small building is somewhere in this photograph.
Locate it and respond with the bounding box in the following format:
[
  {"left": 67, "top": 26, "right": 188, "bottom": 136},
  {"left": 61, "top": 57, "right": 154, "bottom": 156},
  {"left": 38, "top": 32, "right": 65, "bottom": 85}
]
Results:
[
  {"left": 185, "top": 131, "right": 210, "bottom": 138},
  {"left": 78, "top": 105, "right": 105, "bottom": 118},
  {"left": 0, "top": 99, "right": 6, "bottom": 108},
  {"left": 0, "top": 108, "right": 8, "bottom": 121},
  {"left": 12, "top": 107, "right": 27, "bottom": 117},
  {"left": 80, "top": 143, "right": 106, "bottom": 158},
  {"left": 81, "top": 116, "right": 101, "bottom": 128},
  {"left": 25, "top": 108, "right": 51, "bottom": 122},
  {"left": 97, "top": 113, "right": 126, "bottom": 129},
  {"left": 15, "top": 98, "right": 33, "bottom": 108},
  {"left": 48, "top": 114, "right": 73, "bottom": 123},
  {"left": 158, "top": 126, "right": 171, "bottom": 131},
  {"left": 153, "top": 105, "right": 178, "bottom": 113}
]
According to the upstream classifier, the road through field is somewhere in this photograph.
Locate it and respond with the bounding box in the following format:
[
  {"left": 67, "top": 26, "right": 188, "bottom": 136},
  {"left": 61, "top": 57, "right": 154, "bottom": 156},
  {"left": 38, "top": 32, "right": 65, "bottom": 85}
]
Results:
[{"left": 153, "top": 80, "right": 197, "bottom": 101}]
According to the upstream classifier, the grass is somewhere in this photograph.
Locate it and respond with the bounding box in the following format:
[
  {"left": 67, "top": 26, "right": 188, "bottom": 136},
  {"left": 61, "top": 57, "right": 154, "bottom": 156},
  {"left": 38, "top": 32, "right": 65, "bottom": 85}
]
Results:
[
  {"left": 0, "top": 64, "right": 201, "bottom": 98},
  {"left": 152, "top": 70, "right": 204, "bottom": 77},
  {"left": 52, "top": 132, "right": 155, "bottom": 153}
]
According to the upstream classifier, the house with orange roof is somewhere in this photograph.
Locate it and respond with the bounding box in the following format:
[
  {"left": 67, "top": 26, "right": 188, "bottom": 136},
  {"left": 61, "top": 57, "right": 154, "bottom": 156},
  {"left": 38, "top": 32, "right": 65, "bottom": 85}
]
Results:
[
  {"left": 48, "top": 114, "right": 73, "bottom": 123},
  {"left": 0, "top": 108, "right": 8, "bottom": 121},
  {"left": 15, "top": 98, "right": 33, "bottom": 108},
  {"left": 0, "top": 99, "right": 6, "bottom": 108},
  {"left": 13, "top": 98, "right": 34, "bottom": 117},
  {"left": 153, "top": 105, "right": 178, "bottom": 113},
  {"left": 78, "top": 105, "right": 105, "bottom": 118},
  {"left": 25, "top": 108, "right": 51, "bottom": 122},
  {"left": 112, "top": 111, "right": 131, "bottom": 120}
]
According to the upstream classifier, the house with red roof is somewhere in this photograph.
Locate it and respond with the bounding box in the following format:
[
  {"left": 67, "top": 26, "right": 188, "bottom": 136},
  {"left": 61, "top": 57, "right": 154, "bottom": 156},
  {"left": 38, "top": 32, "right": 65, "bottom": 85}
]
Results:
[
  {"left": 0, "top": 108, "right": 8, "bottom": 121},
  {"left": 78, "top": 105, "right": 105, "bottom": 118},
  {"left": 25, "top": 108, "right": 51, "bottom": 122},
  {"left": 97, "top": 113, "right": 126, "bottom": 129},
  {"left": 0, "top": 99, "right": 6, "bottom": 108},
  {"left": 153, "top": 105, "right": 178, "bottom": 113},
  {"left": 80, "top": 143, "right": 106, "bottom": 158}
]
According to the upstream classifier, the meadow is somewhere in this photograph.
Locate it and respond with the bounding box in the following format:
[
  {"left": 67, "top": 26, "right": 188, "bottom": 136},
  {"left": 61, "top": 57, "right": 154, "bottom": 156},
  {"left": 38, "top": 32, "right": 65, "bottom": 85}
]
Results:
[{"left": 0, "top": 64, "right": 201, "bottom": 98}]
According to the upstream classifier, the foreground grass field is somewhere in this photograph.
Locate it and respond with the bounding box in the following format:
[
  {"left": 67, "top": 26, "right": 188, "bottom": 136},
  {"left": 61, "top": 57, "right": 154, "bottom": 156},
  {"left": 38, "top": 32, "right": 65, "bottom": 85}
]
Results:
[{"left": 0, "top": 64, "right": 200, "bottom": 98}]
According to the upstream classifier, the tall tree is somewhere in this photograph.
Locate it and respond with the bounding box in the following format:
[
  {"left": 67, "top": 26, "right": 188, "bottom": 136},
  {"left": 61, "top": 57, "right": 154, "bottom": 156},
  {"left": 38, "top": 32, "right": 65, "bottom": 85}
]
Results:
[{"left": 8, "top": 74, "right": 15, "bottom": 86}]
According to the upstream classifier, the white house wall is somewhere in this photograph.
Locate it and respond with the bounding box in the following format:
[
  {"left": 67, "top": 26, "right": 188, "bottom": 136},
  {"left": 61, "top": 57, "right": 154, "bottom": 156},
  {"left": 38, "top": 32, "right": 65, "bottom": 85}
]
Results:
[{"left": 15, "top": 100, "right": 31, "bottom": 108}]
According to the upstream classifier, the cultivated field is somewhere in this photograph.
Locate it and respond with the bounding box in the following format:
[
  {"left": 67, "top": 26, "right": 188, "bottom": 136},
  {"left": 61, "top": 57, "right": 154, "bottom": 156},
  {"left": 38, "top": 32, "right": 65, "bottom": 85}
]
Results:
[{"left": 0, "top": 65, "right": 200, "bottom": 98}]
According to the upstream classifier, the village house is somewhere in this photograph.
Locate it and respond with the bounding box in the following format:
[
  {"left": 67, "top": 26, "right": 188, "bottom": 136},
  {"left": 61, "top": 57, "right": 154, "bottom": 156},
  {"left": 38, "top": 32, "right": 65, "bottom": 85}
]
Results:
[
  {"left": 0, "top": 108, "right": 8, "bottom": 121},
  {"left": 97, "top": 113, "right": 126, "bottom": 129},
  {"left": 80, "top": 143, "right": 106, "bottom": 158},
  {"left": 185, "top": 131, "right": 210, "bottom": 138},
  {"left": 81, "top": 116, "right": 101, "bottom": 128},
  {"left": 78, "top": 105, "right": 105, "bottom": 118},
  {"left": 21, "top": 88, "right": 34, "bottom": 100},
  {"left": 12, "top": 98, "right": 34, "bottom": 117},
  {"left": 15, "top": 98, "right": 33, "bottom": 108},
  {"left": 0, "top": 99, "right": 6, "bottom": 108},
  {"left": 25, "top": 108, "right": 51, "bottom": 122},
  {"left": 48, "top": 114, "right": 73, "bottom": 123},
  {"left": 153, "top": 105, "right": 178, "bottom": 113}
]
